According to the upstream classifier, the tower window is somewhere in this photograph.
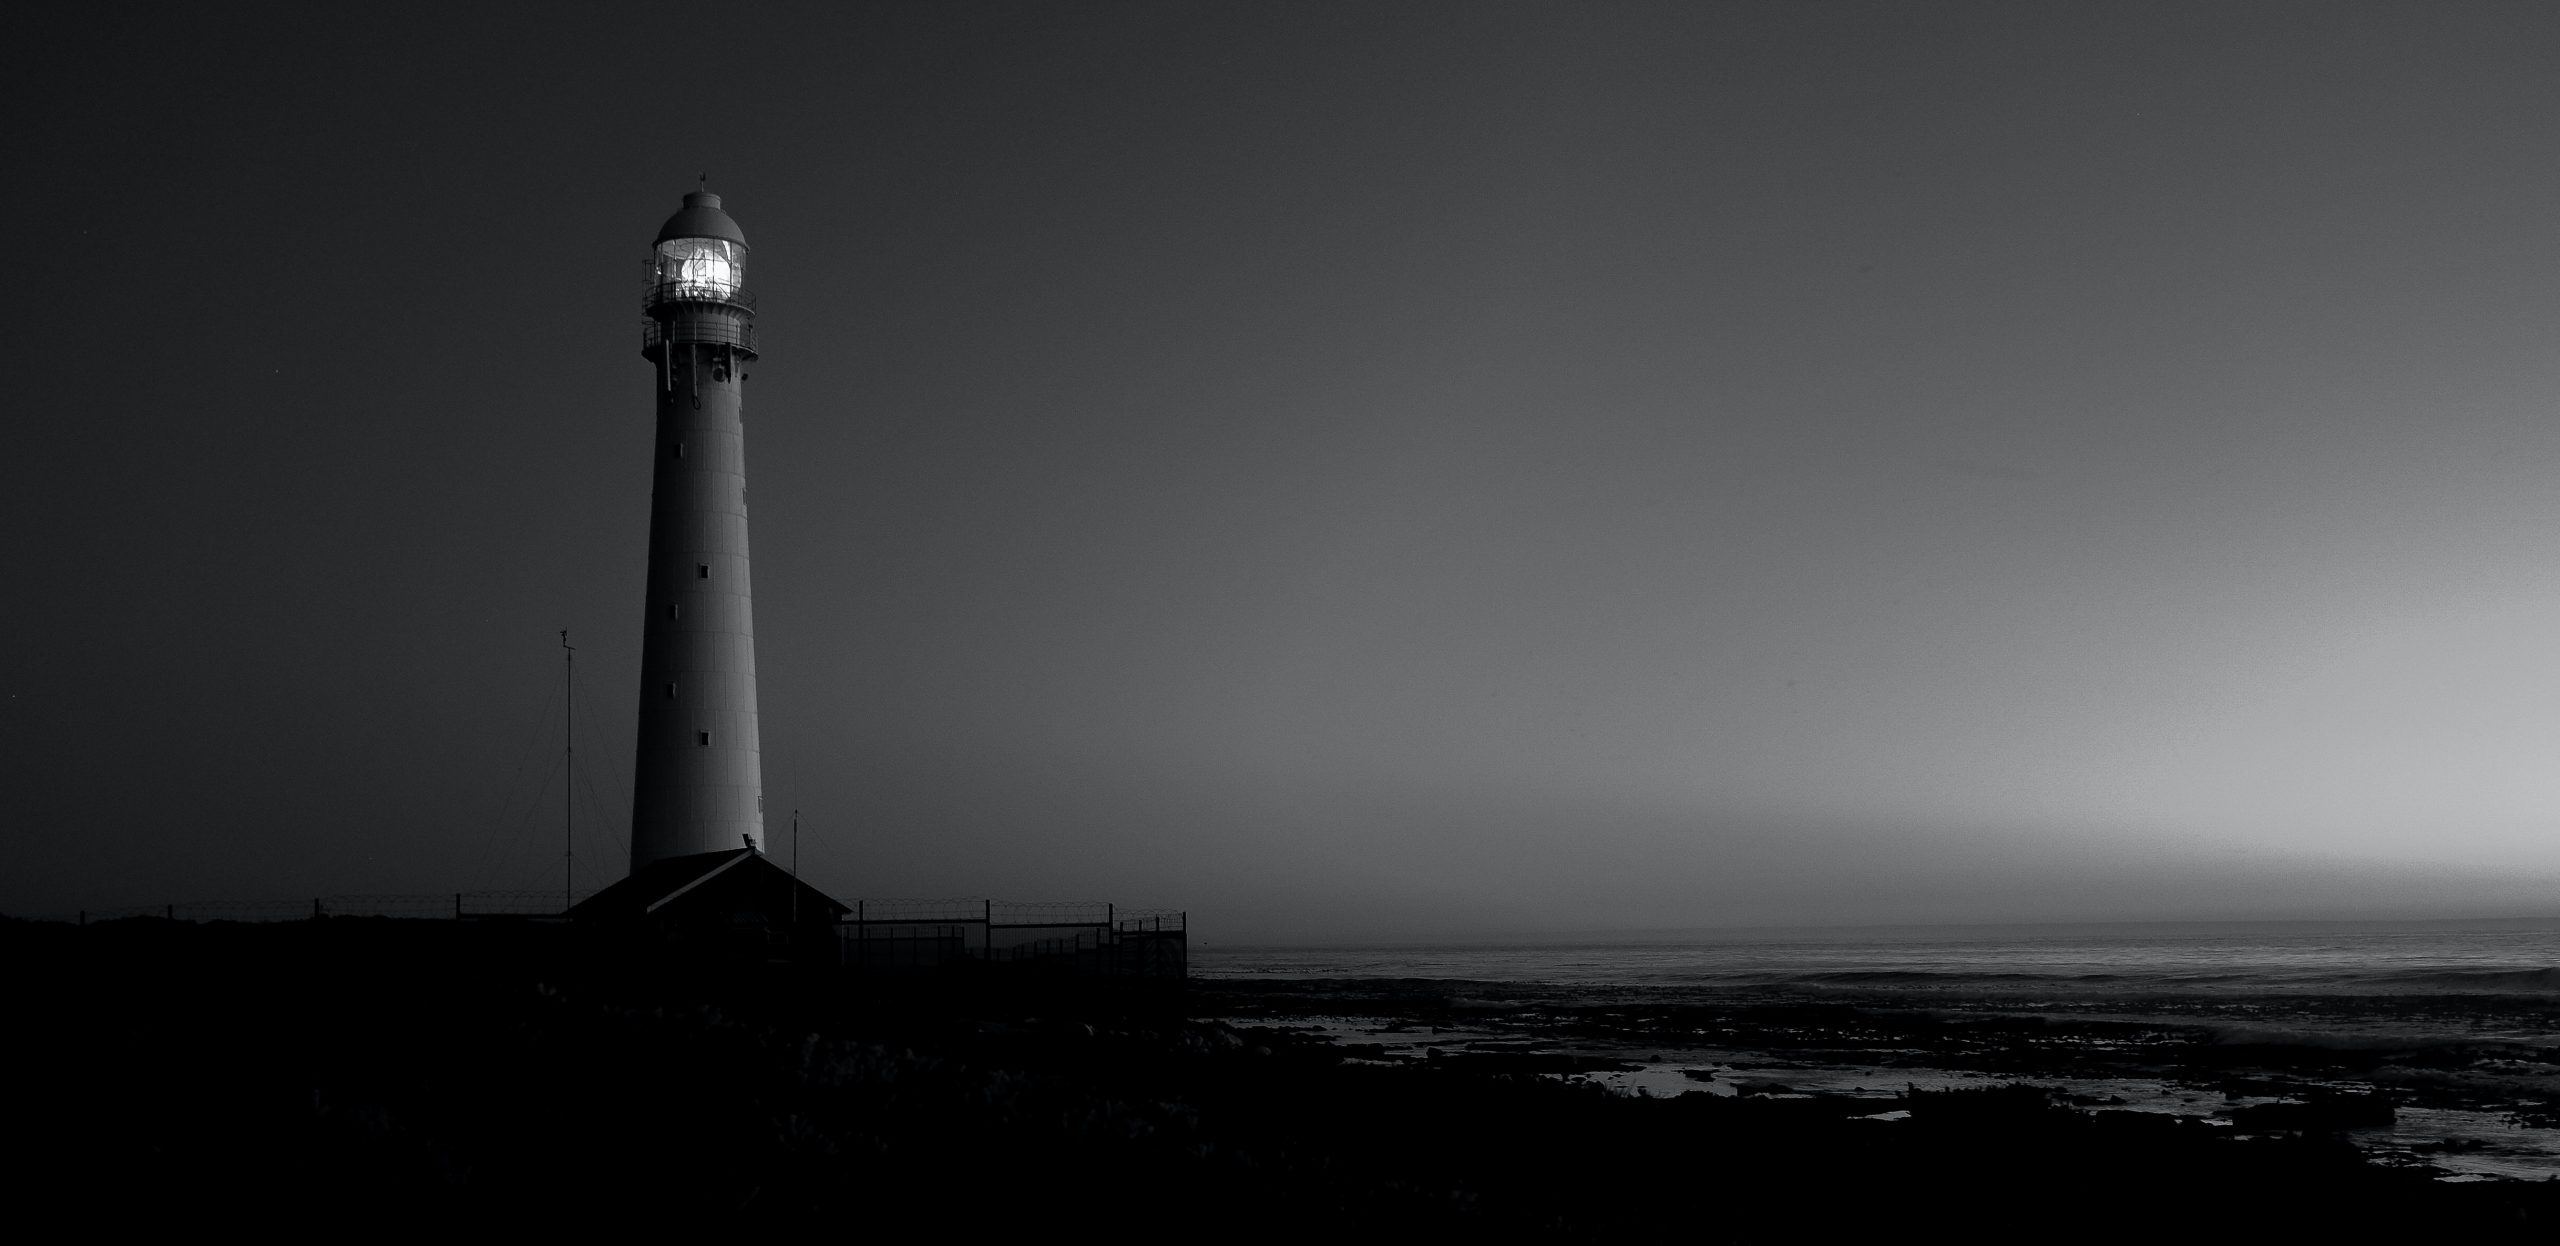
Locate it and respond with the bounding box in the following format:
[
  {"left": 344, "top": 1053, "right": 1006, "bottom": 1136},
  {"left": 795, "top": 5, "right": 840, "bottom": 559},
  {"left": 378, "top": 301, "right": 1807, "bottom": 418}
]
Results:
[
  {"left": 670, "top": 441, "right": 686, "bottom": 459},
  {"left": 664, "top": 682, "right": 676, "bottom": 700},
  {"left": 698, "top": 730, "right": 712, "bottom": 746},
  {"left": 667, "top": 603, "right": 679, "bottom": 621},
  {"left": 697, "top": 563, "right": 710, "bottom": 579}
]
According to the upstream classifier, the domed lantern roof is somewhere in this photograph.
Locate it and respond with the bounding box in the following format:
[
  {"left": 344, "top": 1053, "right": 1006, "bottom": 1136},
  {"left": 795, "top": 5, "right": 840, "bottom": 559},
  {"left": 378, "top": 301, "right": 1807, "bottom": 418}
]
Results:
[{"left": 655, "top": 191, "right": 748, "bottom": 247}]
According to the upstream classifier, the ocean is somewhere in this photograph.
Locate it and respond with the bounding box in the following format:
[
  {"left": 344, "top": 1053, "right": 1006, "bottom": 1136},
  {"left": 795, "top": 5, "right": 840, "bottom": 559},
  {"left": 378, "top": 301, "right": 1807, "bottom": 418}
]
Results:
[
  {"left": 1194, "top": 917, "right": 2560, "bottom": 995},
  {"left": 1193, "top": 918, "right": 2560, "bottom": 1181}
]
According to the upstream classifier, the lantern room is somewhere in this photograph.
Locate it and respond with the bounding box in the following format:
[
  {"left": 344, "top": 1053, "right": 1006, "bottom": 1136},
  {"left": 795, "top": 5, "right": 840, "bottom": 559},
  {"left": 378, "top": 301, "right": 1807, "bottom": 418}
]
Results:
[{"left": 642, "top": 190, "right": 756, "bottom": 359}]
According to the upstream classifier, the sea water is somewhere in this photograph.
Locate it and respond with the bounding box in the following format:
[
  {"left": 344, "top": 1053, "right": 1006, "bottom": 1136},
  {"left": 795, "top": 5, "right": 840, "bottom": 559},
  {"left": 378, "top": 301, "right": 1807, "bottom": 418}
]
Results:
[
  {"left": 1194, "top": 918, "right": 2560, "bottom": 1180},
  {"left": 1193, "top": 917, "right": 2560, "bottom": 994}
]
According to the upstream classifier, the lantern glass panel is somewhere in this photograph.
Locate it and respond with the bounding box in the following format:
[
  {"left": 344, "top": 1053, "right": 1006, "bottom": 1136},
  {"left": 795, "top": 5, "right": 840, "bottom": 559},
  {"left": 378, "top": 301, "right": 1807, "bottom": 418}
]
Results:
[{"left": 655, "top": 238, "right": 744, "bottom": 298}]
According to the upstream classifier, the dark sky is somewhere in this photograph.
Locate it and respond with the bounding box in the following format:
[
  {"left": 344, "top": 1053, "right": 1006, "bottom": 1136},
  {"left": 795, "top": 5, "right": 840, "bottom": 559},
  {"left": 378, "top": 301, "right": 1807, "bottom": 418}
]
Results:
[{"left": 15, "top": 2, "right": 2560, "bottom": 939}]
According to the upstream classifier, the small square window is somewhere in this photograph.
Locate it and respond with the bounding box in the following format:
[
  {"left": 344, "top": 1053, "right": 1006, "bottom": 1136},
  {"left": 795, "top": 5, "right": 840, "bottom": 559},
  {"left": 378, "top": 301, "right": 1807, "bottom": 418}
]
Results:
[
  {"left": 663, "top": 682, "right": 676, "bottom": 699},
  {"left": 697, "top": 564, "right": 710, "bottom": 579},
  {"left": 670, "top": 441, "right": 686, "bottom": 459},
  {"left": 698, "top": 730, "right": 711, "bottom": 746},
  {"left": 667, "top": 603, "right": 680, "bottom": 621}
]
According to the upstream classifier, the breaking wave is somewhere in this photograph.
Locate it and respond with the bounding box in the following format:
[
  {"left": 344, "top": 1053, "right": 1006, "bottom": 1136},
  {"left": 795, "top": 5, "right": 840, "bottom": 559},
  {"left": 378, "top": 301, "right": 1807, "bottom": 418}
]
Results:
[
  {"left": 2365, "top": 967, "right": 2560, "bottom": 992},
  {"left": 1702, "top": 966, "right": 2560, "bottom": 995}
]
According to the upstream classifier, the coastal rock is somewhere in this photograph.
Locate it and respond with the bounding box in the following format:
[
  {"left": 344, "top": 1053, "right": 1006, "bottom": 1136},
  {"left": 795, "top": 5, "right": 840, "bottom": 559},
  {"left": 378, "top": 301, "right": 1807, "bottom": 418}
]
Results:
[{"left": 2226, "top": 1092, "right": 2396, "bottom": 1132}]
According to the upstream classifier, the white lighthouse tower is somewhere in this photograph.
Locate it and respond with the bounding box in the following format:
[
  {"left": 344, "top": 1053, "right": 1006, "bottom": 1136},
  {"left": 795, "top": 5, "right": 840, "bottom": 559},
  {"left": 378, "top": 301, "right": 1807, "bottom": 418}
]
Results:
[{"left": 629, "top": 190, "right": 765, "bottom": 871}]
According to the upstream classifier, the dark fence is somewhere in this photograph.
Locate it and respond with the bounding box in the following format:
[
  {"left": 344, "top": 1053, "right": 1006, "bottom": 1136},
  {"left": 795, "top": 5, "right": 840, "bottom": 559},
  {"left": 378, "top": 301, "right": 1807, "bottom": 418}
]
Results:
[
  {"left": 65, "top": 892, "right": 596, "bottom": 924},
  {"left": 841, "top": 901, "right": 1187, "bottom": 980},
  {"left": 53, "top": 893, "right": 1189, "bottom": 982}
]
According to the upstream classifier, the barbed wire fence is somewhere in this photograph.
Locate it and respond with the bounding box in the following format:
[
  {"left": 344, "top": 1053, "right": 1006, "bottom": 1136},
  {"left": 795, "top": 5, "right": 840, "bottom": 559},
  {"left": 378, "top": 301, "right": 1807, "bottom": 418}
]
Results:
[
  {"left": 842, "top": 899, "right": 1186, "bottom": 931},
  {"left": 46, "top": 893, "right": 1189, "bottom": 981},
  {"left": 53, "top": 891, "right": 602, "bottom": 924},
  {"left": 840, "top": 900, "right": 1188, "bottom": 978},
  {"left": 45, "top": 895, "right": 1186, "bottom": 930}
]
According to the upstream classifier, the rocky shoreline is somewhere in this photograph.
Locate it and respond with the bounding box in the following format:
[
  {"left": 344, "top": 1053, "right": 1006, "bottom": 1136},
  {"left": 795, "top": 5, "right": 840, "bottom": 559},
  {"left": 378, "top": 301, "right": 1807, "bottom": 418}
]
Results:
[
  {"left": 13, "top": 917, "right": 2560, "bottom": 1236},
  {"left": 1202, "top": 974, "right": 2560, "bottom": 1176}
]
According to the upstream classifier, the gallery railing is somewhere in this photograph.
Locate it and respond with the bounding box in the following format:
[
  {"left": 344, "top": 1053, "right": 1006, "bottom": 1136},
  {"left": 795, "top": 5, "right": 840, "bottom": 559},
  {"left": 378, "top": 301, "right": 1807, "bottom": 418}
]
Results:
[
  {"left": 641, "top": 281, "right": 756, "bottom": 315},
  {"left": 642, "top": 317, "right": 757, "bottom": 354}
]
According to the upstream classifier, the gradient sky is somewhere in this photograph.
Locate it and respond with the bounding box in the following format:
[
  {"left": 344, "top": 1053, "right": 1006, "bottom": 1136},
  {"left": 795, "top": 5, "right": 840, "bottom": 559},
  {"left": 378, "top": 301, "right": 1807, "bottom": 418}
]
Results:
[{"left": 15, "top": 2, "right": 2560, "bottom": 939}]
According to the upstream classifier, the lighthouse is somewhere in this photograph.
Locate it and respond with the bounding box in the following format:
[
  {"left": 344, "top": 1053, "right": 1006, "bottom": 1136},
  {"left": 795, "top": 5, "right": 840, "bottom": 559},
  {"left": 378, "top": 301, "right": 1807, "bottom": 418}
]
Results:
[{"left": 629, "top": 190, "right": 765, "bottom": 871}]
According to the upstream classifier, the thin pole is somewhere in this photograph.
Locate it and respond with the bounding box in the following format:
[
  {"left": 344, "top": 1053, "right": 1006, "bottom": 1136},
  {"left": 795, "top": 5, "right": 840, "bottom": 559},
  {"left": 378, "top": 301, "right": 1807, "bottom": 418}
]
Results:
[
  {"left": 561, "top": 630, "right": 575, "bottom": 914},
  {"left": 790, "top": 808, "right": 801, "bottom": 927}
]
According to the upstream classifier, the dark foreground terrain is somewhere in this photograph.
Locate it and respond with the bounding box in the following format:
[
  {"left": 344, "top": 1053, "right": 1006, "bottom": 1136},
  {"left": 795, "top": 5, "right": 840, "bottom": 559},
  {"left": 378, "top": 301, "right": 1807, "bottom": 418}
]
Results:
[{"left": 8, "top": 917, "right": 2557, "bottom": 1238}]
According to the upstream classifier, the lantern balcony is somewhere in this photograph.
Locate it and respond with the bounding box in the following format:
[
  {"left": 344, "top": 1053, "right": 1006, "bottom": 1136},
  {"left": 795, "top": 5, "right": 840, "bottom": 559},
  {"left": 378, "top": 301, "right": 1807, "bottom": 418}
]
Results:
[
  {"left": 643, "top": 280, "right": 757, "bottom": 316},
  {"left": 642, "top": 317, "right": 758, "bottom": 356}
]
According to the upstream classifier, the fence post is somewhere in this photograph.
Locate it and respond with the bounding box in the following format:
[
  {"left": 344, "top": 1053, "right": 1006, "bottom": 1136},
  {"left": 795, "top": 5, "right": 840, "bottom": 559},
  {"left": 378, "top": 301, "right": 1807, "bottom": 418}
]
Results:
[
  {"left": 454, "top": 892, "right": 463, "bottom": 919},
  {"left": 164, "top": 904, "right": 173, "bottom": 921},
  {"left": 313, "top": 898, "right": 324, "bottom": 920},
  {"left": 983, "top": 898, "right": 992, "bottom": 960}
]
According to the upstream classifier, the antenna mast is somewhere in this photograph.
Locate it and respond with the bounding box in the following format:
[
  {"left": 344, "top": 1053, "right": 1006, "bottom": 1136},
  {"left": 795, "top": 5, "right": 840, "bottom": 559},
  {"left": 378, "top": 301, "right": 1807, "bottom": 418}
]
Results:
[{"left": 561, "top": 629, "right": 575, "bottom": 913}]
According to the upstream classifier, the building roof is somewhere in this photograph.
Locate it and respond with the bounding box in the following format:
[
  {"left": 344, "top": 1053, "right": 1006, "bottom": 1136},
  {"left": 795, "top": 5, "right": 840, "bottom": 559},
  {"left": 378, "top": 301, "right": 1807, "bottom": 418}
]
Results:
[
  {"left": 568, "top": 848, "right": 846, "bottom": 924},
  {"left": 654, "top": 191, "right": 748, "bottom": 247}
]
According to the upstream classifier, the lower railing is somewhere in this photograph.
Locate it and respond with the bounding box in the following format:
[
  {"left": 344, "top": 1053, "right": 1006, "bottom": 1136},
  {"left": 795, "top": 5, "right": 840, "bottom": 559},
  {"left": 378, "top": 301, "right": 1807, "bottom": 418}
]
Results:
[
  {"left": 840, "top": 902, "right": 1187, "bottom": 978},
  {"left": 62, "top": 892, "right": 595, "bottom": 923}
]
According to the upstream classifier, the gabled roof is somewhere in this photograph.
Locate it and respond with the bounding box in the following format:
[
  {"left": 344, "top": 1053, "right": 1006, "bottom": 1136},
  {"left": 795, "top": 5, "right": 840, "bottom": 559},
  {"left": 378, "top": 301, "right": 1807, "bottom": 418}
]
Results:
[{"left": 568, "top": 849, "right": 848, "bottom": 923}]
